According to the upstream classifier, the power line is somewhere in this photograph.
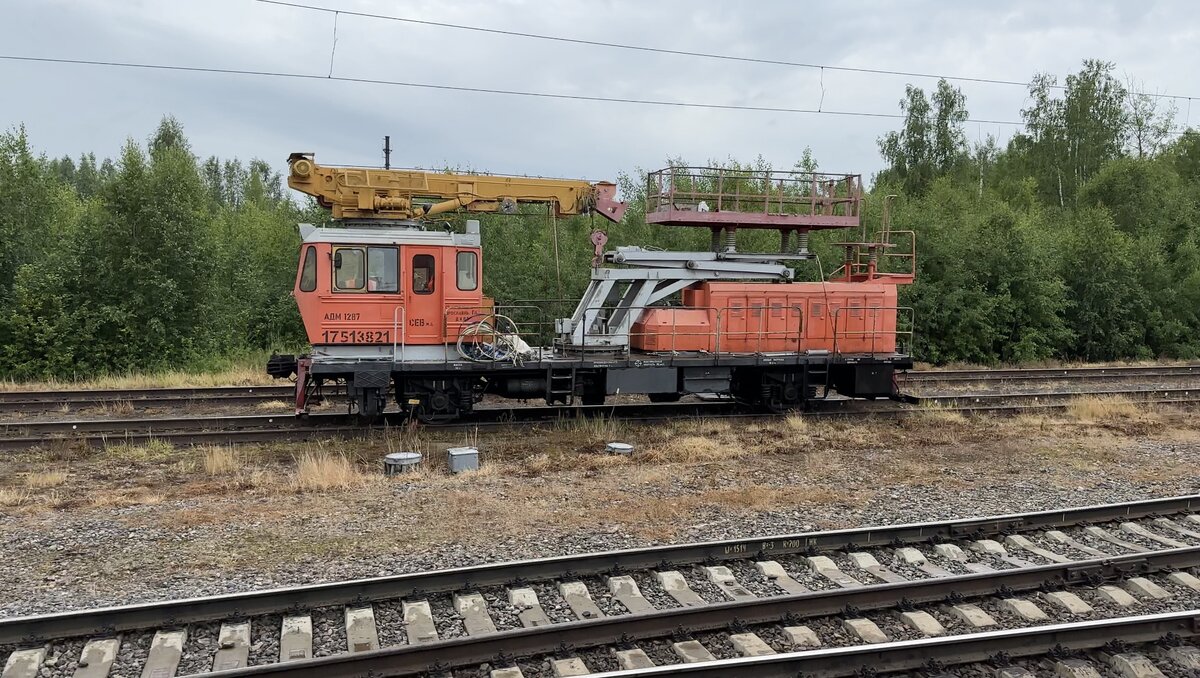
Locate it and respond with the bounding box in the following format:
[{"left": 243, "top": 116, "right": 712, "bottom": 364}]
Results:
[
  {"left": 258, "top": 0, "right": 1195, "bottom": 102},
  {"left": 0, "top": 54, "right": 1026, "bottom": 125}
]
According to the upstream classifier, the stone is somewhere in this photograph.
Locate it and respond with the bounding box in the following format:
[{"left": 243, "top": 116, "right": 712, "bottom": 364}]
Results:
[
  {"left": 754, "top": 560, "right": 808, "bottom": 594},
  {"left": 1118, "top": 522, "right": 1188, "bottom": 548},
  {"left": 1043, "top": 530, "right": 1109, "bottom": 558},
  {"left": 1167, "top": 571, "right": 1200, "bottom": 593},
  {"left": 141, "top": 630, "right": 186, "bottom": 678},
  {"left": 1165, "top": 645, "right": 1200, "bottom": 670},
  {"left": 402, "top": 601, "right": 439, "bottom": 644},
  {"left": 1105, "top": 653, "right": 1166, "bottom": 678},
  {"left": 970, "top": 539, "right": 1008, "bottom": 555},
  {"left": 1124, "top": 577, "right": 1171, "bottom": 600},
  {"left": 614, "top": 648, "right": 655, "bottom": 669},
  {"left": 346, "top": 606, "right": 381, "bottom": 652},
  {"left": 898, "top": 610, "right": 945, "bottom": 636},
  {"left": 508, "top": 587, "right": 551, "bottom": 627},
  {"left": 1054, "top": 659, "right": 1102, "bottom": 678},
  {"left": 729, "top": 633, "right": 776, "bottom": 657},
  {"left": 842, "top": 618, "right": 888, "bottom": 643},
  {"left": 1082, "top": 526, "right": 1148, "bottom": 553},
  {"left": 654, "top": 571, "right": 706, "bottom": 607},
  {"left": 490, "top": 669, "right": 524, "bottom": 678},
  {"left": 848, "top": 552, "right": 905, "bottom": 583},
  {"left": 1095, "top": 585, "right": 1138, "bottom": 607},
  {"left": 1003, "top": 534, "right": 1071, "bottom": 563},
  {"left": 1000, "top": 598, "right": 1049, "bottom": 621},
  {"left": 805, "top": 555, "right": 861, "bottom": 588},
  {"left": 279, "top": 615, "right": 312, "bottom": 662},
  {"left": 550, "top": 658, "right": 589, "bottom": 677},
  {"left": 454, "top": 593, "right": 498, "bottom": 635},
  {"left": 607, "top": 575, "right": 655, "bottom": 614},
  {"left": 1042, "top": 590, "right": 1094, "bottom": 615},
  {"left": 702, "top": 565, "right": 755, "bottom": 600},
  {"left": 212, "top": 623, "right": 250, "bottom": 672},
  {"left": 781, "top": 625, "right": 821, "bottom": 648},
  {"left": 1, "top": 648, "right": 46, "bottom": 678},
  {"left": 672, "top": 640, "right": 717, "bottom": 663},
  {"left": 948, "top": 603, "right": 996, "bottom": 628},
  {"left": 558, "top": 581, "right": 605, "bottom": 619}
]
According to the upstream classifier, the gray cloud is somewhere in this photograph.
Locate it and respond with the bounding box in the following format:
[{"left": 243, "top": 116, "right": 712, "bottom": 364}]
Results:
[{"left": 2, "top": 0, "right": 1196, "bottom": 184}]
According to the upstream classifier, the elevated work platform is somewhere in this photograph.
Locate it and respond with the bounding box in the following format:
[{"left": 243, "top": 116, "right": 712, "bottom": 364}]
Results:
[{"left": 645, "top": 166, "right": 863, "bottom": 230}]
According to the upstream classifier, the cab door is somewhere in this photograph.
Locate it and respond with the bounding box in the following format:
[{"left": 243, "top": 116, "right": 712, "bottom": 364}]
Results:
[{"left": 403, "top": 247, "right": 444, "bottom": 344}]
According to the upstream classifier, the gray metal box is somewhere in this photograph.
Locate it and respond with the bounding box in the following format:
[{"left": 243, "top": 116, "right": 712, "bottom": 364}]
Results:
[{"left": 447, "top": 446, "right": 479, "bottom": 473}]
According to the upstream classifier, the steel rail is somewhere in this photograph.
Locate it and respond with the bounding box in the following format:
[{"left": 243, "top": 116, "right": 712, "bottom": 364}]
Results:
[
  {"left": 585, "top": 610, "right": 1200, "bottom": 677},
  {"left": 902, "top": 363, "right": 1200, "bottom": 382},
  {"left": 0, "top": 363, "right": 1195, "bottom": 413},
  {"left": 2, "top": 390, "right": 1199, "bottom": 451},
  {"left": 2, "top": 494, "right": 1196, "bottom": 646},
  {"left": 905, "top": 386, "right": 1200, "bottom": 407},
  {"left": 190, "top": 547, "right": 1200, "bottom": 677}
]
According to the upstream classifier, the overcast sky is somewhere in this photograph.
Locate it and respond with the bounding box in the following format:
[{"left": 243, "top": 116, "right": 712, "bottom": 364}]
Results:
[{"left": 2, "top": 0, "right": 1197, "bottom": 184}]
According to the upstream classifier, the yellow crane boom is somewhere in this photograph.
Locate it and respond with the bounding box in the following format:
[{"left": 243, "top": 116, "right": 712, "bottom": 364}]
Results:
[{"left": 287, "top": 153, "right": 626, "bottom": 223}]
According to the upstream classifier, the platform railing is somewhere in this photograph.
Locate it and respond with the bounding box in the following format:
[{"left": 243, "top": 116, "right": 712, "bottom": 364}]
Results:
[
  {"left": 646, "top": 166, "right": 862, "bottom": 219},
  {"left": 830, "top": 305, "right": 914, "bottom": 358}
]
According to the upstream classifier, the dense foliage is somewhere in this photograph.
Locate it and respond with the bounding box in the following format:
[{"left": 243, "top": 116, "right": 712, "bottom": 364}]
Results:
[{"left": 0, "top": 59, "right": 1197, "bottom": 379}]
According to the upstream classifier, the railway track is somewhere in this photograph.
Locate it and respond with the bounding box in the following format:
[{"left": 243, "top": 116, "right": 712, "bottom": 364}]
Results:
[
  {"left": 2, "top": 386, "right": 1199, "bottom": 452},
  {"left": 900, "top": 363, "right": 1200, "bottom": 383},
  {"left": 2, "top": 496, "right": 1200, "bottom": 677},
  {"left": 0, "top": 363, "right": 1196, "bottom": 415}
]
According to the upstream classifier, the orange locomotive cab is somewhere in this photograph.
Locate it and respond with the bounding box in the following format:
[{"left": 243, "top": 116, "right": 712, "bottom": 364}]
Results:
[{"left": 293, "top": 224, "right": 485, "bottom": 350}]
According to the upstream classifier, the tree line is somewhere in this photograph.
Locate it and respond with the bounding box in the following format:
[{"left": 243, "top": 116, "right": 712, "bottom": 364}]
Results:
[{"left": 0, "top": 59, "right": 1196, "bottom": 379}]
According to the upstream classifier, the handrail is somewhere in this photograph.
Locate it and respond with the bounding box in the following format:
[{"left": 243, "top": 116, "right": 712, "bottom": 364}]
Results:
[
  {"left": 830, "top": 305, "right": 914, "bottom": 358},
  {"left": 390, "top": 305, "right": 407, "bottom": 364}
]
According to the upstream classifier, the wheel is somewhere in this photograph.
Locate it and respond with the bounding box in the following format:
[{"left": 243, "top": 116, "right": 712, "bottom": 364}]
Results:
[{"left": 581, "top": 392, "right": 605, "bottom": 406}]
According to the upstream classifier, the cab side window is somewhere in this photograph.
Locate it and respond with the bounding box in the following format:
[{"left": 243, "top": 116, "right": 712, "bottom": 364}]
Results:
[
  {"left": 456, "top": 251, "right": 478, "bottom": 291},
  {"left": 333, "top": 248, "right": 364, "bottom": 291},
  {"left": 412, "top": 254, "right": 435, "bottom": 294},
  {"left": 299, "top": 246, "right": 317, "bottom": 292},
  {"left": 367, "top": 247, "right": 398, "bottom": 292}
]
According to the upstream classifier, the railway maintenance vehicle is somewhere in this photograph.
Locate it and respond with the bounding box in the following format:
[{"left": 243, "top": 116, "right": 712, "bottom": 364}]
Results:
[{"left": 267, "top": 154, "right": 915, "bottom": 422}]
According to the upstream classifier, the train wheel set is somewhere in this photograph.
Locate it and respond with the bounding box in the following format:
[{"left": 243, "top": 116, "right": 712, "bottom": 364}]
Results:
[{"left": 267, "top": 157, "right": 916, "bottom": 421}]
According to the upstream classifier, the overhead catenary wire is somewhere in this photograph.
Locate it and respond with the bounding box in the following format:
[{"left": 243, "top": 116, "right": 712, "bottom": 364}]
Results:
[
  {"left": 257, "top": 0, "right": 1197, "bottom": 103},
  {"left": 0, "top": 54, "right": 1026, "bottom": 125}
]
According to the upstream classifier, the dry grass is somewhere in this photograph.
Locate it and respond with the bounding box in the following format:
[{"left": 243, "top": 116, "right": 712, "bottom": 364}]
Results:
[
  {"left": 104, "top": 439, "right": 176, "bottom": 461},
  {"left": 294, "top": 451, "right": 366, "bottom": 491},
  {"left": 202, "top": 446, "right": 242, "bottom": 475},
  {"left": 0, "top": 355, "right": 270, "bottom": 392},
  {"left": 99, "top": 400, "right": 135, "bottom": 417},
  {"left": 912, "top": 403, "right": 967, "bottom": 425},
  {"left": 553, "top": 413, "right": 625, "bottom": 441},
  {"left": 24, "top": 470, "right": 67, "bottom": 488},
  {"left": 0, "top": 488, "right": 31, "bottom": 507},
  {"left": 254, "top": 400, "right": 292, "bottom": 412},
  {"left": 641, "top": 435, "right": 743, "bottom": 463},
  {"left": 1066, "top": 395, "right": 1141, "bottom": 422}
]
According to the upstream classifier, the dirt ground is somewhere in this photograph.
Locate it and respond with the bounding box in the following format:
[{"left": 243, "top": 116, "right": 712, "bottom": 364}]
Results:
[{"left": 1, "top": 397, "right": 1198, "bottom": 615}]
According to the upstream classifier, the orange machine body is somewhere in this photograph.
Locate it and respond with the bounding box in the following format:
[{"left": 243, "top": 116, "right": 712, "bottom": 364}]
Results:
[
  {"left": 292, "top": 227, "right": 488, "bottom": 348},
  {"left": 631, "top": 282, "right": 898, "bottom": 354}
]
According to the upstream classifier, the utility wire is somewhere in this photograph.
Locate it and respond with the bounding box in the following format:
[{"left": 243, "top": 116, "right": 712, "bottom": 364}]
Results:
[
  {"left": 0, "top": 54, "right": 1026, "bottom": 125},
  {"left": 258, "top": 0, "right": 1195, "bottom": 102}
]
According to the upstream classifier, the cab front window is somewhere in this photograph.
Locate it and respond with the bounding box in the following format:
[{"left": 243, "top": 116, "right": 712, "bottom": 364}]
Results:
[
  {"left": 333, "top": 246, "right": 398, "bottom": 293},
  {"left": 333, "top": 247, "right": 364, "bottom": 291}
]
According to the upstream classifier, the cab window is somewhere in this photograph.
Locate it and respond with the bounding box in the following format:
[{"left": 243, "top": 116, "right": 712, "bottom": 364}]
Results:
[
  {"left": 456, "top": 251, "right": 478, "bottom": 291},
  {"left": 367, "top": 247, "right": 398, "bottom": 292},
  {"left": 333, "top": 248, "right": 364, "bottom": 291},
  {"left": 412, "top": 254, "right": 435, "bottom": 294},
  {"left": 299, "top": 246, "right": 317, "bottom": 292}
]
